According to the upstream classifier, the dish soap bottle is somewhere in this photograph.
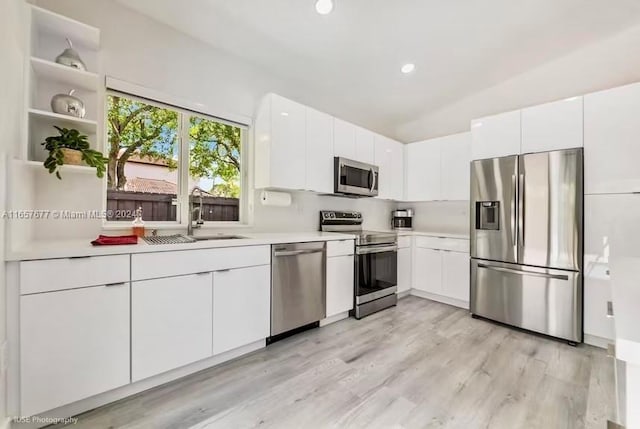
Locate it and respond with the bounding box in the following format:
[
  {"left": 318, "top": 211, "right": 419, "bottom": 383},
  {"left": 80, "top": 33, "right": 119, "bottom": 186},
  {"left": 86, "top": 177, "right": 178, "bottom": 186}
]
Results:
[{"left": 132, "top": 207, "right": 146, "bottom": 238}]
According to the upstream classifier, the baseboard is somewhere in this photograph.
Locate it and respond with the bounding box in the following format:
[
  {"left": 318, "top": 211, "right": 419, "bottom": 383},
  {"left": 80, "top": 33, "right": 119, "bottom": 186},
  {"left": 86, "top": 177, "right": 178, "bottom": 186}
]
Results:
[
  {"left": 409, "top": 289, "right": 469, "bottom": 310},
  {"left": 11, "top": 340, "right": 265, "bottom": 429},
  {"left": 584, "top": 334, "right": 612, "bottom": 349},
  {"left": 320, "top": 311, "right": 350, "bottom": 327},
  {"left": 397, "top": 290, "right": 411, "bottom": 299}
]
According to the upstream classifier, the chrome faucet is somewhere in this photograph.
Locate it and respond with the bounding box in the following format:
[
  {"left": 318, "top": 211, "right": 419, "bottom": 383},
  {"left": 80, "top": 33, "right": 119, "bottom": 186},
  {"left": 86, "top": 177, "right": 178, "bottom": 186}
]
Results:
[{"left": 187, "top": 186, "right": 206, "bottom": 236}]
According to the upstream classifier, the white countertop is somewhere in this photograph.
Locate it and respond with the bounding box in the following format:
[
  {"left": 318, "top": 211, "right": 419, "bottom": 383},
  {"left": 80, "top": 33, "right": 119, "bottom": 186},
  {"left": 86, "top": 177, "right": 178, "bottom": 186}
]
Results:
[{"left": 6, "top": 231, "right": 357, "bottom": 261}]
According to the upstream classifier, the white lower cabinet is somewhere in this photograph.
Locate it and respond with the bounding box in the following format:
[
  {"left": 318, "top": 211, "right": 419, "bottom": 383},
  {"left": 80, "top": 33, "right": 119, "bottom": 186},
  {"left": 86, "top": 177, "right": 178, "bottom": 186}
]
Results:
[
  {"left": 441, "top": 251, "right": 470, "bottom": 303},
  {"left": 213, "top": 265, "right": 271, "bottom": 355},
  {"left": 326, "top": 255, "right": 355, "bottom": 317},
  {"left": 412, "top": 237, "right": 471, "bottom": 308},
  {"left": 397, "top": 247, "right": 412, "bottom": 293},
  {"left": 413, "top": 248, "right": 442, "bottom": 294},
  {"left": 20, "top": 284, "right": 130, "bottom": 415},
  {"left": 132, "top": 273, "right": 213, "bottom": 381}
]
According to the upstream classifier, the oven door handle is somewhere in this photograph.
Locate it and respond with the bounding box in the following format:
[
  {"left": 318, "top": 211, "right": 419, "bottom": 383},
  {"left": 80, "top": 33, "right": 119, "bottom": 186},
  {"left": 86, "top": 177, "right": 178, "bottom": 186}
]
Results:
[{"left": 356, "top": 244, "right": 398, "bottom": 255}]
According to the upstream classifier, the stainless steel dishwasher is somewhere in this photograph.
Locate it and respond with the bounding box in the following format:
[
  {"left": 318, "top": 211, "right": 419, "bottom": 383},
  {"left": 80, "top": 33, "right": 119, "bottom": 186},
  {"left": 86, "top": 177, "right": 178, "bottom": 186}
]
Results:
[{"left": 270, "top": 242, "right": 326, "bottom": 339}]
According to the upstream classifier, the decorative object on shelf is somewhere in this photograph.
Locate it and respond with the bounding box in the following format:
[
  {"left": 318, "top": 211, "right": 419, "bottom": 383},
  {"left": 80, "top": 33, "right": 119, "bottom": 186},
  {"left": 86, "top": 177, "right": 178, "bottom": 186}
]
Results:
[
  {"left": 41, "top": 126, "right": 107, "bottom": 179},
  {"left": 55, "top": 38, "right": 87, "bottom": 71},
  {"left": 131, "top": 207, "right": 146, "bottom": 238},
  {"left": 50, "top": 89, "right": 86, "bottom": 118}
]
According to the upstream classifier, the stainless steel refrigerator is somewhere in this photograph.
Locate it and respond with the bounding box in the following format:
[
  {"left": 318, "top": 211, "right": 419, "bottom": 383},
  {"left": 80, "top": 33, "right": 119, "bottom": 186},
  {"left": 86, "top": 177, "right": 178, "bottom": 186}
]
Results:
[{"left": 470, "top": 148, "right": 583, "bottom": 344}]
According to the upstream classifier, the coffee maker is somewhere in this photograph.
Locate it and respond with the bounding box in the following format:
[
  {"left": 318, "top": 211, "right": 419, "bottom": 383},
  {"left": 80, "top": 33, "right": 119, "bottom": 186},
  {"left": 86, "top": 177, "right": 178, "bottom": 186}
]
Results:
[{"left": 391, "top": 209, "right": 414, "bottom": 230}]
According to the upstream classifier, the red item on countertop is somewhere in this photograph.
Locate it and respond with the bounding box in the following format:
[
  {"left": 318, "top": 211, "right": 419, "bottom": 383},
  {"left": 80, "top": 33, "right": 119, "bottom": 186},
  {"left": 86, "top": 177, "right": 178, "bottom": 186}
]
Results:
[{"left": 91, "top": 234, "right": 139, "bottom": 246}]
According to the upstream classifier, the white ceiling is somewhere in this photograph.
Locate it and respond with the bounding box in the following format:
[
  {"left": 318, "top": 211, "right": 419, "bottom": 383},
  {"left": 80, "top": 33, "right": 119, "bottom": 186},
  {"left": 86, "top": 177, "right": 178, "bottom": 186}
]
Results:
[{"left": 115, "top": 0, "right": 640, "bottom": 141}]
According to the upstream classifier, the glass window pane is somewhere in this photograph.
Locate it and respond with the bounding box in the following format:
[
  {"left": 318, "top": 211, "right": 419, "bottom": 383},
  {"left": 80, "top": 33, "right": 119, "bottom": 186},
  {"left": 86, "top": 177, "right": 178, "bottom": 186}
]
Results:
[
  {"left": 188, "top": 116, "right": 241, "bottom": 222},
  {"left": 106, "top": 94, "right": 180, "bottom": 222}
]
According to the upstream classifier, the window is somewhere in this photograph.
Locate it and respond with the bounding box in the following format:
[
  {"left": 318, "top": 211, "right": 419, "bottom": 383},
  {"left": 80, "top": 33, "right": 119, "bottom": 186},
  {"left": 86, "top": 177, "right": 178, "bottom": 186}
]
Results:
[{"left": 105, "top": 91, "right": 246, "bottom": 224}]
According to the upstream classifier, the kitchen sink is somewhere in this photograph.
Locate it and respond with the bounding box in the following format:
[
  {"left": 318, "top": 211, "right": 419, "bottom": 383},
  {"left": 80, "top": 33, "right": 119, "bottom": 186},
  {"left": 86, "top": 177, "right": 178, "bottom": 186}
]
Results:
[{"left": 188, "top": 234, "right": 247, "bottom": 241}]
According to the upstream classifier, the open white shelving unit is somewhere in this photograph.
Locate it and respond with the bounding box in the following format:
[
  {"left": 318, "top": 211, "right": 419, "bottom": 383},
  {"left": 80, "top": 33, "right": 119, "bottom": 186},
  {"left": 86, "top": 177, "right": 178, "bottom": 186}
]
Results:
[{"left": 22, "top": 5, "right": 102, "bottom": 167}]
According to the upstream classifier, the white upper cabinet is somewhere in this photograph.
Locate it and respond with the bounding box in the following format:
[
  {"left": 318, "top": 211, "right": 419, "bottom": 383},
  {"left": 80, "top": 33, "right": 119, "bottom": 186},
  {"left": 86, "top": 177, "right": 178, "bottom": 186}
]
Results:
[
  {"left": 355, "top": 126, "right": 375, "bottom": 164},
  {"left": 305, "top": 107, "right": 334, "bottom": 193},
  {"left": 374, "top": 135, "right": 404, "bottom": 200},
  {"left": 584, "top": 82, "right": 640, "bottom": 194},
  {"left": 406, "top": 139, "right": 441, "bottom": 201},
  {"left": 521, "top": 97, "right": 583, "bottom": 154},
  {"left": 254, "top": 93, "right": 306, "bottom": 190},
  {"left": 440, "top": 132, "right": 471, "bottom": 201},
  {"left": 333, "top": 118, "right": 357, "bottom": 160},
  {"left": 471, "top": 110, "right": 521, "bottom": 160}
]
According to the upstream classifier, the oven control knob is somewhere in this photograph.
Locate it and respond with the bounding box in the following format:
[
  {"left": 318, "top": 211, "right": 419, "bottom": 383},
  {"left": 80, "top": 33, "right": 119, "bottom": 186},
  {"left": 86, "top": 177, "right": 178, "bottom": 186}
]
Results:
[{"left": 357, "top": 213, "right": 362, "bottom": 218}]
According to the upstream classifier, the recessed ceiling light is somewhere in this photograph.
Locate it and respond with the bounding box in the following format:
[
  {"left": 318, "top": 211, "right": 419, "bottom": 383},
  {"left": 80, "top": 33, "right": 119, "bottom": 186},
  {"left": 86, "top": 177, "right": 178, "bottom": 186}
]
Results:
[
  {"left": 280, "top": 112, "right": 289, "bottom": 116},
  {"left": 401, "top": 63, "right": 416, "bottom": 74},
  {"left": 315, "top": 0, "right": 334, "bottom": 15}
]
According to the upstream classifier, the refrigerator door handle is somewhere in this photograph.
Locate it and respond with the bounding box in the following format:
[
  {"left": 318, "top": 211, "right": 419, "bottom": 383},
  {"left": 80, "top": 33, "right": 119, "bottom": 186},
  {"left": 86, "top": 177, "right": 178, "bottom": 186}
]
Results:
[
  {"left": 477, "top": 263, "right": 569, "bottom": 281},
  {"left": 511, "top": 174, "right": 517, "bottom": 249},
  {"left": 518, "top": 173, "right": 525, "bottom": 248}
]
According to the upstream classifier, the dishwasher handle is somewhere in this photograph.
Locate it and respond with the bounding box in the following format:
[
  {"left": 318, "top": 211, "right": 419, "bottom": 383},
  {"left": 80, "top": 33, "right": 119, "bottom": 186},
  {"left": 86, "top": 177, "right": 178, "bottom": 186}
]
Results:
[{"left": 273, "top": 248, "right": 325, "bottom": 257}]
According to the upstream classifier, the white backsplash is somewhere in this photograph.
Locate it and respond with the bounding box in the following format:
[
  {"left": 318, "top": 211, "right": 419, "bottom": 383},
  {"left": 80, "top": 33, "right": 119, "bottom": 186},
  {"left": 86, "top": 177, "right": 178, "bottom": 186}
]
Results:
[
  {"left": 397, "top": 201, "right": 469, "bottom": 235},
  {"left": 252, "top": 190, "right": 395, "bottom": 232}
]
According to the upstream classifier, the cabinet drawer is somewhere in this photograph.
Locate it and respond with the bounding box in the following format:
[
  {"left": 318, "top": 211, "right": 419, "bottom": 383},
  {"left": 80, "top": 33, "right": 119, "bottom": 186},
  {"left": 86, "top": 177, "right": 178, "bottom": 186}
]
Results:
[
  {"left": 398, "top": 236, "right": 412, "bottom": 249},
  {"left": 20, "top": 255, "right": 130, "bottom": 295},
  {"left": 132, "top": 245, "right": 270, "bottom": 281},
  {"left": 327, "top": 240, "right": 354, "bottom": 257},
  {"left": 415, "top": 236, "right": 469, "bottom": 253}
]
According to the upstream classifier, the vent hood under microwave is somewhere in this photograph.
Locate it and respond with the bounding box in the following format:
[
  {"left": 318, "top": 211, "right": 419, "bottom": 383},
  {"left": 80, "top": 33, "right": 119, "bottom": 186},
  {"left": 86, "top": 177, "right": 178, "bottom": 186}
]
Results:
[{"left": 334, "top": 157, "right": 379, "bottom": 198}]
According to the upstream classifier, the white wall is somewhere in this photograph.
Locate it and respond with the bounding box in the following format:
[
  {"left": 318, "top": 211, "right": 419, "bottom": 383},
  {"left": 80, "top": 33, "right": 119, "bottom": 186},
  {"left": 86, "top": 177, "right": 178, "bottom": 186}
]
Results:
[
  {"left": 31, "top": 0, "right": 396, "bottom": 237},
  {"left": 0, "top": 0, "right": 27, "bottom": 424},
  {"left": 397, "top": 23, "right": 640, "bottom": 142}
]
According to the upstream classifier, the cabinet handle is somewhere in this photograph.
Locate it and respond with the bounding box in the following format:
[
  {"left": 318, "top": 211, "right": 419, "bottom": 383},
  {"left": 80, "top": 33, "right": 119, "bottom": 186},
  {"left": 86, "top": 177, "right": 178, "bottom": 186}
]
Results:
[
  {"left": 217, "top": 269, "right": 231, "bottom": 273},
  {"left": 105, "top": 282, "right": 125, "bottom": 287},
  {"left": 69, "top": 256, "right": 90, "bottom": 260},
  {"left": 606, "top": 301, "right": 614, "bottom": 318},
  {"left": 195, "top": 272, "right": 210, "bottom": 276}
]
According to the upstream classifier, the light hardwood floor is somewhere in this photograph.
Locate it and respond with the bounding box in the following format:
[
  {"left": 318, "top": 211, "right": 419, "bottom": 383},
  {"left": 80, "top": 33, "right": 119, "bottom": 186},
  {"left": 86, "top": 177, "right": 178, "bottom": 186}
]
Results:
[{"left": 52, "top": 297, "right": 615, "bottom": 429}]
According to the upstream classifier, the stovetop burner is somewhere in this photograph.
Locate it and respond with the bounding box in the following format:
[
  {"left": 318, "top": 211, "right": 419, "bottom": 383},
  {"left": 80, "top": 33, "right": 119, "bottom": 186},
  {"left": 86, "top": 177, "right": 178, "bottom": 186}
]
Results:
[{"left": 320, "top": 211, "right": 397, "bottom": 246}]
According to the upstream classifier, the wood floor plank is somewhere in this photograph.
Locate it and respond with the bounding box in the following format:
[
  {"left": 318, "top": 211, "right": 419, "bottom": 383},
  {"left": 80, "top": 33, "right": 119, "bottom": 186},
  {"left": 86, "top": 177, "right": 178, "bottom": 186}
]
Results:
[{"left": 51, "top": 297, "right": 614, "bottom": 429}]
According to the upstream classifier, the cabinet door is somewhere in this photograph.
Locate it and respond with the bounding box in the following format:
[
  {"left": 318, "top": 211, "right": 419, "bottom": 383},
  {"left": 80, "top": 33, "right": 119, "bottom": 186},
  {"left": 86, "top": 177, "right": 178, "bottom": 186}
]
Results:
[
  {"left": 584, "top": 82, "right": 640, "bottom": 194},
  {"left": 355, "top": 126, "right": 375, "bottom": 164},
  {"left": 413, "top": 248, "right": 442, "bottom": 294},
  {"left": 270, "top": 94, "right": 306, "bottom": 190},
  {"left": 521, "top": 97, "right": 583, "bottom": 153},
  {"left": 442, "top": 251, "right": 470, "bottom": 304},
  {"left": 213, "top": 265, "right": 270, "bottom": 355},
  {"left": 440, "top": 132, "right": 471, "bottom": 201},
  {"left": 333, "top": 118, "right": 357, "bottom": 160},
  {"left": 397, "top": 247, "right": 412, "bottom": 293},
  {"left": 406, "top": 139, "right": 441, "bottom": 201},
  {"left": 374, "top": 135, "right": 403, "bottom": 200},
  {"left": 306, "top": 107, "right": 334, "bottom": 193},
  {"left": 471, "top": 110, "right": 521, "bottom": 160},
  {"left": 21, "top": 284, "right": 130, "bottom": 415},
  {"left": 583, "top": 194, "right": 633, "bottom": 341},
  {"left": 326, "top": 255, "right": 355, "bottom": 317},
  {"left": 132, "top": 273, "right": 213, "bottom": 381}
]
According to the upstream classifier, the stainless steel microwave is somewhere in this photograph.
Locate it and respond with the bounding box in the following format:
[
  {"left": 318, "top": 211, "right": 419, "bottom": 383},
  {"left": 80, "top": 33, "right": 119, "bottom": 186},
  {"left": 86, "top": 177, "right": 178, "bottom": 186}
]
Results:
[{"left": 334, "top": 157, "right": 379, "bottom": 197}]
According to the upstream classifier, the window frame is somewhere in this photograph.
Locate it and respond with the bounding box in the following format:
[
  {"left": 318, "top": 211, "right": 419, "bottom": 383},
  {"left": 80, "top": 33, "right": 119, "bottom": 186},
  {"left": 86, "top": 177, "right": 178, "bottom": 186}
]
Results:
[{"left": 102, "top": 88, "right": 250, "bottom": 229}]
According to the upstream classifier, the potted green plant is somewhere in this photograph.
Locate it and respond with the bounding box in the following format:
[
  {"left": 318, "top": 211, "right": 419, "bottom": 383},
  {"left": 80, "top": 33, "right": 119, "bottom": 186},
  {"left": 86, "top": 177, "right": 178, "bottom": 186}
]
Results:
[{"left": 41, "top": 126, "right": 108, "bottom": 179}]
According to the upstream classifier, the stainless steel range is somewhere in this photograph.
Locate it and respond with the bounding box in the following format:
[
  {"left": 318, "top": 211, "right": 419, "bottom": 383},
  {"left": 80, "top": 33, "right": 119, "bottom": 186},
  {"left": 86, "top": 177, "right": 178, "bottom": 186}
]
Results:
[{"left": 320, "top": 211, "right": 398, "bottom": 319}]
